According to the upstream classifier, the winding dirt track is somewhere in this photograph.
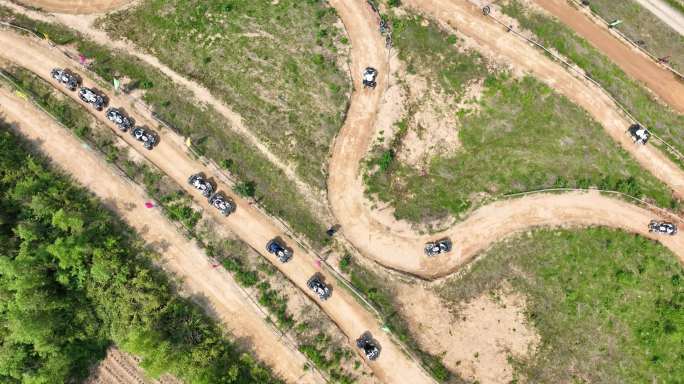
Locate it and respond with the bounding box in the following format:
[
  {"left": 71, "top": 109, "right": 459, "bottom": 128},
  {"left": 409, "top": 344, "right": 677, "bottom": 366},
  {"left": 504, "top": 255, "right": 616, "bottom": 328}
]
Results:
[
  {"left": 14, "top": 0, "right": 132, "bottom": 14},
  {"left": 328, "top": 0, "right": 684, "bottom": 279},
  {"left": 534, "top": 0, "right": 684, "bottom": 113},
  {"left": 0, "top": 87, "right": 321, "bottom": 384},
  {"left": 0, "top": 29, "right": 435, "bottom": 384}
]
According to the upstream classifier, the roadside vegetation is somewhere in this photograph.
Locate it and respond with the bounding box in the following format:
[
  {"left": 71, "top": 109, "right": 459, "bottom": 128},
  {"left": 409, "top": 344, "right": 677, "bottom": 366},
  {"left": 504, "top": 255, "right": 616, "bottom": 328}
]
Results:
[
  {"left": 364, "top": 14, "right": 677, "bottom": 224},
  {"left": 100, "top": 0, "right": 350, "bottom": 190},
  {"left": 578, "top": 0, "right": 684, "bottom": 70},
  {"left": 0, "top": 5, "right": 330, "bottom": 247},
  {"left": 439, "top": 227, "right": 684, "bottom": 383},
  {"left": 0, "top": 126, "right": 280, "bottom": 384},
  {"left": 0, "top": 68, "right": 369, "bottom": 383},
  {"left": 338, "top": 254, "right": 464, "bottom": 383},
  {"left": 500, "top": 0, "right": 684, "bottom": 171}
]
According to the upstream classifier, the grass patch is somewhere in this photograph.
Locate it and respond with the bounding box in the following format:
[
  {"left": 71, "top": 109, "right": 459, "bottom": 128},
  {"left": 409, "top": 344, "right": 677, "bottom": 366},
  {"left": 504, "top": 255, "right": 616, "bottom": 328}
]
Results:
[
  {"left": 439, "top": 227, "right": 684, "bottom": 383},
  {"left": 0, "top": 5, "right": 329, "bottom": 247},
  {"left": 100, "top": 0, "right": 350, "bottom": 189},
  {"left": 500, "top": 0, "right": 684, "bottom": 170},
  {"left": 363, "top": 15, "right": 677, "bottom": 224}
]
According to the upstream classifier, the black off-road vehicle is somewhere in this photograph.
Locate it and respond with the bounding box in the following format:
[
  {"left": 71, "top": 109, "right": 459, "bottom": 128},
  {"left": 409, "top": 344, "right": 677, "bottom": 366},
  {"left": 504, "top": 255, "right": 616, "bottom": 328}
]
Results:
[
  {"left": 356, "top": 332, "right": 380, "bottom": 361},
  {"left": 424, "top": 238, "right": 452, "bottom": 257},
  {"left": 307, "top": 273, "right": 331, "bottom": 300},
  {"left": 266, "top": 238, "right": 293, "bottom": 263}
]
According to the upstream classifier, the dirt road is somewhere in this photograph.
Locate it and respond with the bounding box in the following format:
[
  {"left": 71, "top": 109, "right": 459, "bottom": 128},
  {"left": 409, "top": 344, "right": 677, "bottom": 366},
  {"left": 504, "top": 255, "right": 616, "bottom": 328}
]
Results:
[
  {"left": 0, "top": 87, "right": 321, "bottom": 384},
  {"left": 0, "top": 0, "right": 328, "bottom": 220},
  {"left": 634, "top": 0, "right": 684, "bottom": 36},
  {"left": 0, "top": 29, "right": 435, "bottom": 384},
  {"left": 326, "top": 0, "right": 684, "bottom": 278},
  {"left": 14, "top": 0, "right": 132, "bottom": 14},
  {"left": 533, "top": 0, "right": 684, "bottom": 113}
]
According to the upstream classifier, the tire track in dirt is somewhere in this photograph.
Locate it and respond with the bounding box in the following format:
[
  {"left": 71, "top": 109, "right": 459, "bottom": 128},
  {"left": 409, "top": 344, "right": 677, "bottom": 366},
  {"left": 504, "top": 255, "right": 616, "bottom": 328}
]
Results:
[
  {"left": 12, "top": 0, "right": 132, "bottom": 14},
  {"left": 327, "top": 0, "right": 684, "bottom": 279},
  {"left": 0, "top": 86, "right": 322, "bottom": 384},
  {"left": 0, "top": 0, "right": 330, "bottom": 222},
  {"left": 533, "top": 0, "right": 684, "bottom": 113},
  {"left": 0, "top": 29, "right": 435, "bottom": 384}
]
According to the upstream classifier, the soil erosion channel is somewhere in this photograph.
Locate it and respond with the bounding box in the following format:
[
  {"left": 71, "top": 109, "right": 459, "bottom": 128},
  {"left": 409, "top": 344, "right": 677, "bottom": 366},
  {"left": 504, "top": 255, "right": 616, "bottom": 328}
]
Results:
[
  {"left": 328, "top": 0, "right": 684, "bottom": 279},
  {"left": 0, "top": 29, "right": 435, "bottom": 384}
]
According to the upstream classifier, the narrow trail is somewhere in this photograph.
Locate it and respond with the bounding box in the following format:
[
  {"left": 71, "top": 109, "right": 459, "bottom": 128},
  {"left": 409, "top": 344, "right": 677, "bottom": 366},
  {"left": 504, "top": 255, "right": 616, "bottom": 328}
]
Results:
[
  {"left": 0, "top": 29, "right": 435, "bottom": 384},
  {"left": 12, "top": 0, "right": 132, "bottom": 14},
  {"left": 533, "top": 0, "right": 684, "bottom": 113},
  {"left": 327, "top": 0, "right": 684, "bottom": 279},
  {"left": 634, "top": 0, "right": 684, "bottom": 36},
  {"left": 0, "top": 87, "right": 322, "bottom": 384},
  {"left": 0, "top": 0, "right": 329, "bottom": 220}
]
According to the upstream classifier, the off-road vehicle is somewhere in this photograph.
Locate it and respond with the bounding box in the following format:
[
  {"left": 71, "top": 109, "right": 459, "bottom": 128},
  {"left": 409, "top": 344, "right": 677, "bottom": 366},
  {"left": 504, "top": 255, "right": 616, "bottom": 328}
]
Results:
[
  {"left": 307, "top": 273, "right": 331, "bottom": 300},
  {"left": 648, "top": 220, "right": 677, "bottom": 235},
  {"left": 130, "top": 126, "right": 158, "bottom": 150},
  {"left": 50, "top": 68, "right": 79, "bottom": 91},
  {"left": 356, "top": 332, "right": 380, "bottom": 361},
  {"left": 208, "top": 192, "right": 235, "bottom": 216},
  {"left": 424, "top": 238, "right": 452, "bottom": 257},
  {"left": 363, "top": 67, "right": 378, "bottom": 88},
  {"left": 187, "top": 173, "right": 214, "bottom": 198},
  {"left": 266, "top": 238, "right": 293, "bottom": 263},
  {"left": 106, "top": 108, "right": 134, "bottom": 131},
  {"left": 78, "top": 87, "right": 106, "bottom": 111},
  {"left": 628, "top": 123, "right": 650, "bottom": 145}
]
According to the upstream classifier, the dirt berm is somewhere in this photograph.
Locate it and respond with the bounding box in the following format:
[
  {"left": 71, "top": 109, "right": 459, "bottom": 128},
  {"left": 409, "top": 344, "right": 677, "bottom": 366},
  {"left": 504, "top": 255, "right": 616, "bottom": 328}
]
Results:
[{"left": 0, "top": 28, "right": 435, "bottom": 384}]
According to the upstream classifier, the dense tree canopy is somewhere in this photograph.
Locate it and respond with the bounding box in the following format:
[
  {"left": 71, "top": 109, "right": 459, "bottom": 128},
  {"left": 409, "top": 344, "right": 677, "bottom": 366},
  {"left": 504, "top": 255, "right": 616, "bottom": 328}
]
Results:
[{"left": 0, "top": 128, "right": 280, "bottom": 384}]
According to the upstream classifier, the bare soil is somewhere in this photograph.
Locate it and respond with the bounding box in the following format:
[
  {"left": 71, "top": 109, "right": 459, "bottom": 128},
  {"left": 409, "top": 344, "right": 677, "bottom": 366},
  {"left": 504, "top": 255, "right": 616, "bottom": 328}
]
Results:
[
  {"left": 0, "top": 29, "right": 434, "bottom": 384},
  {"left": 397, "top": 283, "right": 539, "bottom": 384},
  {"left": 14, "top": 0, "right": 132, "bottom": 14}
]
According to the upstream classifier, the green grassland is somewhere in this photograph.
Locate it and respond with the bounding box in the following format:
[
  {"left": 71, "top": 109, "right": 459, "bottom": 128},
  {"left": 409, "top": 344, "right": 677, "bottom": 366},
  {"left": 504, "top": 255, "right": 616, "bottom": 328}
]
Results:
[
  {"left": 439, "top": 227, "right": 684, "bottom": 383},
  {"left": 100, "top": 0, "right": 350, "bottom": 189},
  {"left": 580, "top": 0, "right": 684, "bottom": 71},
  {"left": 0, "top": 5, "right": 331, "bottom": 247},
  {"left": 500, "top": 0, "right": 684, "bottom": 170},
  {"left": 363, "top": 15, "right": 677, "bottom": 224}
]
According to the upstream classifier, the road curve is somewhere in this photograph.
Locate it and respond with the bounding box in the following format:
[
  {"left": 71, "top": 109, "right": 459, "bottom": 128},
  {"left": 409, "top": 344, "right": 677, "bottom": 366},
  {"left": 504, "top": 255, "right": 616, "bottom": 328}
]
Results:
[
  {"left": 15, "top": 0, "right": 132, "bottom": 14},
  {"left": 0, "top": 29, "right": 435, "bottom": 384},
  {"left": 0, "top": 87, "right": 323, "bottom": 384},
  {"left": 327, "top": 0, "right": 684, "bottom": 279},
  {"left": 534, "top": 0, "right": 684, "bottom": 113}
]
